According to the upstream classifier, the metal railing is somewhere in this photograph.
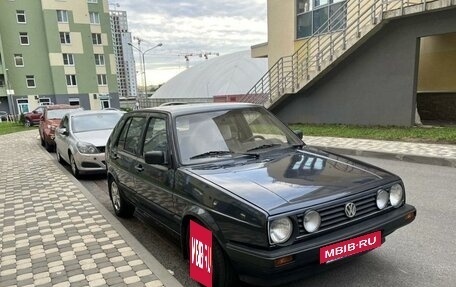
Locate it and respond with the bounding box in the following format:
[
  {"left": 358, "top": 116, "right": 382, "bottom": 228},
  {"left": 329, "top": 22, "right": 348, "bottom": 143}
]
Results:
[{"left": 242, "top": 0, "right": 449, "bottom": 107}]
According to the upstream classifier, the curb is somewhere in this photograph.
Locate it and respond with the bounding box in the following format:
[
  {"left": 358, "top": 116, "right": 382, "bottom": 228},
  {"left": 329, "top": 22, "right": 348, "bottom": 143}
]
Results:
[
  {"left": 41, "top": 139, "right": 184, "bottom": 287},
  {"left": 310, "top": 145, "right": 456, "bottom": 168}
]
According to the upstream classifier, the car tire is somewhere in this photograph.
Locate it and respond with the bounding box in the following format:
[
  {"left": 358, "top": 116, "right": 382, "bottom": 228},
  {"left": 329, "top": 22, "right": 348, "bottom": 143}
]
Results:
[
  {"left": 109, "top": 178, "right": 134, "bottom": 218},
  {"left": 24, "top": 119, "right": 31, "bottom": 127},
  {"left": 40, "top": 134, "right": 45, "bottom": 147},
  {"left": 186, "top": 222, "right": 238, "bottom": 287},
  {"left": 211, "top": 237, "right": 238, "bottom": 287},
  {"left": 69, "top": 153, "right": 80, "bottom": 178},
  {"left": 56, "top": 148, "right": 64, "bottom": 165},
  {"left": 44, "top": 139, "right": 54, "bottom": 152}
]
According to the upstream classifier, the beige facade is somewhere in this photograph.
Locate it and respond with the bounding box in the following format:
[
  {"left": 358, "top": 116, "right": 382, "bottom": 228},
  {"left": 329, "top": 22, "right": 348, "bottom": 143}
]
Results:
[{"left": 252, "top": 0, "right": 456, "bottom": 93}]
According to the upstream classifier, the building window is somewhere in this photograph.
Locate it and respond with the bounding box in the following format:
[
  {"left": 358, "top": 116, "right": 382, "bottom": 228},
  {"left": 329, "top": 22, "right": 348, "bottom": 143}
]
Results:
[
  {"left": 69, "top": 97, "right": 80, "bottom": 106},
  {"left": 89, "top": 12, "right": 100, "bottom": 24},
  {"left": 26, "top": 75, "right": 36, "bottom": 88},
  {"left": 19, "top": 32, "right": 29, "bottom": 45},
  {"left": 297, "top": 0, "right": 347, "bottom": 39},
  {"left": 66, "top": 74, "right": 77, "bottom": 86},
  {"left": 60, "top": 32, "right": 71, "bottom": 44},
  {"left": 97, "top": 74, "right": 107, "bottom": 86},
  {"left": 94, "top": 54, "right": 105, "bottom": 66},
  {"left": 17, "top": 99, "right": 30, "bottom": 114},
  {"left": 100, "top": 95, "right": 110, "bottom": 109},
  {"left": 57, "top": 10, "right": 69, "bottom": 23},
  {"left": 63, "top": 53, "right": 74, "bottom": 66},
  {"left": 14, "top": 54, "right": 24, "bottom": 67},
  {"left": 39, "top": 98, "right": 52, "bottom": 105},
  {"left": 88, "top": 0, "right": 98, "bottom": 3},
  {"left": 16, "top": 10, "right": 26, "bottom": 23},
  {"left": 92, "top": 33, "right": 102, "bottom": 45}
]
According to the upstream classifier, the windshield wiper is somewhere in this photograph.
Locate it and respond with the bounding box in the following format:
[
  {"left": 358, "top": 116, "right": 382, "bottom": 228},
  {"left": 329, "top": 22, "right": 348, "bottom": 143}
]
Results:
[
  {"left": 190, "top": 151, "right": 233, "bottom": 159},
  {"left": 246, "top": 143, "right": 280, "bottom": 152}
]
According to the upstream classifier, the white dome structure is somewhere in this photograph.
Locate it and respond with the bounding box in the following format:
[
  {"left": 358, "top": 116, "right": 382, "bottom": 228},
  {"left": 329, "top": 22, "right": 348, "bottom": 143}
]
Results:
[{"left": 152, "top": 50, "right": 267, "bottom": 100}]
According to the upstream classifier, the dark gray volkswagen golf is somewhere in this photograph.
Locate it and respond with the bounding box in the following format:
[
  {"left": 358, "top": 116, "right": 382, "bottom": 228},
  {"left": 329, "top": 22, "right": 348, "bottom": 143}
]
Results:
[{"left": 106, "top": 103, "right": 416, "bottom": 287}]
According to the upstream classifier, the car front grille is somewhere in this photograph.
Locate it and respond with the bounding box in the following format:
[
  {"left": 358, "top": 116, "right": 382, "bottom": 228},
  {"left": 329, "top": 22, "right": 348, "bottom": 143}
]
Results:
[{"left": 296, "top": 189, "right": 390, "bottom": 238}]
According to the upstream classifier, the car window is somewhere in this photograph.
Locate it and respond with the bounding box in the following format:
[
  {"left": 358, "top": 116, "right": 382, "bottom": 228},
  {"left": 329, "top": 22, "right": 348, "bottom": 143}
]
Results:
[
  {"left": 119, "top": 116, "right": 146, "bottom": 155},
  {"left": 143, "top": 117, "right": 168, "bottom": 155},
  {"left": 71, "top": 113, "right": 122, "bottom": 133},
  {"left": 59, "top": 116, "right": 69, "bottom": 128}
]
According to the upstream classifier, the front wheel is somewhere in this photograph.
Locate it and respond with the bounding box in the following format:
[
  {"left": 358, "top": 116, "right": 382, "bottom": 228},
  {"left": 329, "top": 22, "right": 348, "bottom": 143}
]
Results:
[
  {"left": 69, "top": 153, "right": 80, "bottom": 178},
  {"left": 187, "top": 223, "right": 238, "bottom": 287},
  {"left": 24, "top": 119, "right": 31, "bottom": 127},
  {"left": 109, "top": 178, "right": 134, "bottom": 218}
]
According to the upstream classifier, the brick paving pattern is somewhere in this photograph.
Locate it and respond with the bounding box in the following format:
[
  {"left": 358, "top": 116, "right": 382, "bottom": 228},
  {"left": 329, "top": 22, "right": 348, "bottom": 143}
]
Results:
[
  {"left": 0, "top": 131, "right": 167, "bottom": 287},
  {"left": 304, "top": 136, "right": 456, "bottom": 167}
]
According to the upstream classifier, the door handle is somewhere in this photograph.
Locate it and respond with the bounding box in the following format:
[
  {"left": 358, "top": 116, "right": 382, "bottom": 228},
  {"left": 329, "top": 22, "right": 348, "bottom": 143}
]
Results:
[
  {"left": 112, "top": 153, "right": 119, "bottom": 160},
  {"left": 134, "top": 164, "right": 144, "bottom": 172}
]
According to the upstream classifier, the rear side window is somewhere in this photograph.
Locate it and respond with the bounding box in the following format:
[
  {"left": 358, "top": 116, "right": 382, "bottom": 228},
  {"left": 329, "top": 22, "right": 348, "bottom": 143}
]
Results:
[{"left": 117, "top": 116, "right": 146, "bottom": 154}]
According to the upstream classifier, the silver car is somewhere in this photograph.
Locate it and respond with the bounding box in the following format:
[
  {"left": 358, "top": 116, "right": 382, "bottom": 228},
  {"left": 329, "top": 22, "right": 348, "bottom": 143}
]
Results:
[{"left": 55, "top": 110, "right": 123, "bottom": 177}]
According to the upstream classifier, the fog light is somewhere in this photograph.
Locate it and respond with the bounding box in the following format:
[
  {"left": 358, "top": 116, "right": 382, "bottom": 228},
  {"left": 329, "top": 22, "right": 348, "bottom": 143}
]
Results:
[
  {"left": 376, "top": 189, "right": 389, "bottom": 210},
  {"left": 303, "top": 210, "right": 321, "bottom": 233},
  {"left": 390, "top": 184, "right": 404, "bottom": 208}
]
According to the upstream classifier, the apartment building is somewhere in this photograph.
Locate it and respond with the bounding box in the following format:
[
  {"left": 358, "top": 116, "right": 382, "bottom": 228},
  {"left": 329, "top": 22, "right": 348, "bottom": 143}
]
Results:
[
  {"left": 0, "top": 0, "right": 119, "bottom": 115},
  {"left": 249, "top": 0, "right": 456, "bottom": 126},
  {"left": 110, "top": 10, "right": 137, "bottom": 98}
]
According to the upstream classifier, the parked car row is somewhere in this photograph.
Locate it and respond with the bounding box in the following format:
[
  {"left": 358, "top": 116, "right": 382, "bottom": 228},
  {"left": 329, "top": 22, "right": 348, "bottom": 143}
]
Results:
[{"left": 37, "top": 102, "right": 416, "bottom": 286}]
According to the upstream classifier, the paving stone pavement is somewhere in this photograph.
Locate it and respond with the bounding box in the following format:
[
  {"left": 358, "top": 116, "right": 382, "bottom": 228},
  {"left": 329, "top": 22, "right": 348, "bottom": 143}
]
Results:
[
  {"left": 304, "top": 136, "right": 456, "bottom": 167},
  {"left": 0, "top": 130, "right": 183, "bottom": 287}
]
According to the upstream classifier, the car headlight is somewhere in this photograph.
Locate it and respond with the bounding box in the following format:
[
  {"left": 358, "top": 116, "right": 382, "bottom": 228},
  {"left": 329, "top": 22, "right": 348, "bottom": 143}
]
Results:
[
  {"left": 376, "top": 189, "right": 389, "bottom": 210},
  {"left": 269, "top": 217, "right": 293, "bottom": 244},
  {"left": 303, "top": 210, "right": 321, "bottom": 233},
  {"left": 77, "top": 142, "right": 99, "bottom": 154},
  {"left": 390, "top": 184, "right": 404, "bottom": 208}
]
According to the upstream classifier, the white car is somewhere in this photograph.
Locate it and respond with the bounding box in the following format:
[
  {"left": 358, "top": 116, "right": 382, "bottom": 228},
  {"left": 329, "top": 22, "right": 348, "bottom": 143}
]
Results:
[{"left": 55, "top": 110, "right": 123, "bottom": 177}]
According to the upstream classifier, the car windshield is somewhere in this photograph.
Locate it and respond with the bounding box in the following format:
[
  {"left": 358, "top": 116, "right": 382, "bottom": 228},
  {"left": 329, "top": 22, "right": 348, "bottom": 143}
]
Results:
[
  {"left": 47, "top": 108, "right": 80, "bottom": 119},
  {"left": 175, "top": 107, "right": 302, "bottom": 164},
  {"left": 71, "top": 113, "right": 122, "bottom": 133}
]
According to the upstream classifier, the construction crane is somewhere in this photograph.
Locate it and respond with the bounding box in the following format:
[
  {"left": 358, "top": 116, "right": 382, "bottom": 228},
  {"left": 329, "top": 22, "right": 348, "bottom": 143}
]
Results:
[{"left": 178, "top": 52, "right": 220, "bottom": 68}]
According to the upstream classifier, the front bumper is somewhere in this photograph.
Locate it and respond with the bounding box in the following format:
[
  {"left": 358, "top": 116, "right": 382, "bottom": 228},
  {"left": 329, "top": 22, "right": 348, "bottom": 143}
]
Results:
[
  {"left": 225, "top": 204, "right": 416, "bottom": 286},
  {"left": 73, "top": 152, "right": 106, "bottom": 174}
]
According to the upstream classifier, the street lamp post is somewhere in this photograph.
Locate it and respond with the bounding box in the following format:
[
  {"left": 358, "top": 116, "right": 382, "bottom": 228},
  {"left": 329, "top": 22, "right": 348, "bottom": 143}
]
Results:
[{"left": 128, "top": 42, "right": 163, "bottom": 98}]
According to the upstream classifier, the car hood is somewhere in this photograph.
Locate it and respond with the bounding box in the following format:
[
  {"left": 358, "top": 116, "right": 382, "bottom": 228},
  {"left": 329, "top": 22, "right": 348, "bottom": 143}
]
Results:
[
  {"left": 73, "top": 129, "right": 113, "bottom": 147},
  {"left": 186, "top": 147, "right": 397, "bottom": 215}
]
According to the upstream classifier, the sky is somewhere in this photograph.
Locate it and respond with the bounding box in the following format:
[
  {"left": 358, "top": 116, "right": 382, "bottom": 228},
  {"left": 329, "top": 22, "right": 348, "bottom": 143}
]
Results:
[{"left": 113, "top": 0, "right": 268, "bottom": 86}]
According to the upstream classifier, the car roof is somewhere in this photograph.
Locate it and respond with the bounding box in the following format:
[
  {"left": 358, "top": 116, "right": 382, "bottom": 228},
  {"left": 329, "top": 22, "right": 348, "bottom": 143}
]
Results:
[
  {"left": 134, "top": 102, "right": 260, "bottom": 117},
  {"left": 68, "top": 110, "right": 123, "bottom": 117},
  {"left": 44, "top": 104, "right": 80, "bottom": 110}
]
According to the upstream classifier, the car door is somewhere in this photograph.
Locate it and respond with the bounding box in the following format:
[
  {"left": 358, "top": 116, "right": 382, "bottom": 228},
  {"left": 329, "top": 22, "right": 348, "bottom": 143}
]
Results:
[
  {"left": 133, "top": 114, "right": 178, "bottom": 232},
  {"left": 32, "top": 107, "right": 44, "bottom": 124},
  {"left": 111, "top": 115, "right": 147, "bottom": 203},
  {"left": 55, "top": 115, "right": 70, "bottom": 162}
]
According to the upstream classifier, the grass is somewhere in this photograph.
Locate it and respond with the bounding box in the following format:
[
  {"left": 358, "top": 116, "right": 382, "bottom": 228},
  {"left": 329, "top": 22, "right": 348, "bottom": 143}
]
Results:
[
  {"left": 0, "top": 122, "right": 36, "bottom": 136},
  {"left": 290, "top": 124, "right": 456, "bottom": 144}
]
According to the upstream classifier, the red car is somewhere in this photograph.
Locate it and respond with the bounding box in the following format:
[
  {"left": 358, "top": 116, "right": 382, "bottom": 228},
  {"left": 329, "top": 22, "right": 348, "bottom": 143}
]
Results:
[
  {"left": 39, "top": 105, "right": 81, "bottom": 151},
  {"left": 24, "top": 106, "right": 45, "bottom": 127}
]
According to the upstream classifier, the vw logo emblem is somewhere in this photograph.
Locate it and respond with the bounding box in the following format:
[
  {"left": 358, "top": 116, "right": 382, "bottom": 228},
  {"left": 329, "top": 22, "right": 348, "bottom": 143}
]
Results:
[{"left": 345, "top": 202, "right": 357, "bottom": 218}]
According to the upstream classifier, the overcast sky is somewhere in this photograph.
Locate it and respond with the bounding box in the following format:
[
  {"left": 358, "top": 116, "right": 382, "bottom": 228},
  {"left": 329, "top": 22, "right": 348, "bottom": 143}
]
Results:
[{"left": 113, "top": 0, "right": 268, "bottom": 85}]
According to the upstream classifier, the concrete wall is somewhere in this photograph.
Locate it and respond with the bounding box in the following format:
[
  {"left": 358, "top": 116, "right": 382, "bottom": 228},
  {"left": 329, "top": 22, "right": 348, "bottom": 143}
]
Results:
[{"left": 273, "top": 8, "right": 456, "bottom": 126}]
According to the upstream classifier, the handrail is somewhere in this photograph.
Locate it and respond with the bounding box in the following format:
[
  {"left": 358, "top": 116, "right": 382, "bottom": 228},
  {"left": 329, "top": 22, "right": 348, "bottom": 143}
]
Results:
[{"left": 243, "top": 0, "right": 447, "bottom": 106}]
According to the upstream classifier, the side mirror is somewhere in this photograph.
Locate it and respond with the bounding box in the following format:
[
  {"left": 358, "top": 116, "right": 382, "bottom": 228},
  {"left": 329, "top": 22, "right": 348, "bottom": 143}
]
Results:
[
  {"left": 145, "top": 151, "right": 167, "bottom": 165},
  {"left": 32, "top": 110, "right": 37, "bottom": 114},
  {"left": 58, "top": 128, "right": 68, "bottom": 136},
  {"left": 293, "top": 130, "right": 303, "bottom": 139}
]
